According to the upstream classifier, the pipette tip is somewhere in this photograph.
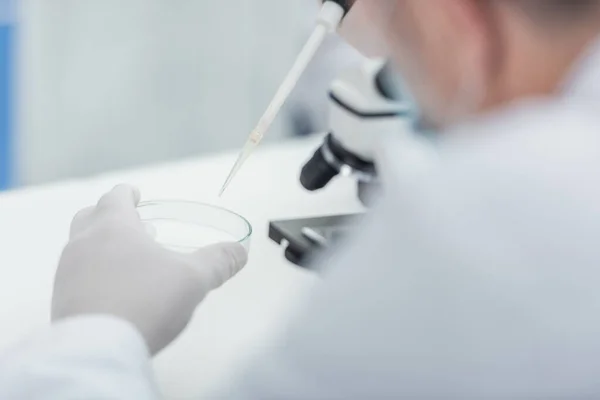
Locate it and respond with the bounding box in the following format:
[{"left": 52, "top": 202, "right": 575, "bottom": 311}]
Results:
[
  {"left": 217, "top": 17, "right": 335, "bottom": 198},
  {"left": 218, "top": 157, "right": 241, "bottom": 197},
  {"left": 218, "top": 178, "right": 231, "bottom": 198}
]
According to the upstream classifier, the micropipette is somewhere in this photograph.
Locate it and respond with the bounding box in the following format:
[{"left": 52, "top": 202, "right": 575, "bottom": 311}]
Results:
[{"left": 219, "top": 0, "right": 352, "bottom": 197}]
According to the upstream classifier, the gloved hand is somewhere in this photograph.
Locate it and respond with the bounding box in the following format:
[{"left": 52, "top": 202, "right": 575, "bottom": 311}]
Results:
[{"left": 52, "top": 185, "right": 248, "bottom": 355}]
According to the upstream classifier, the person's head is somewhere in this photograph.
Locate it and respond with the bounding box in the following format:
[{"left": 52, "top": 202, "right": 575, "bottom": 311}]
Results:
[{"left": 339, "top": 0, "right": 600, "bottom": 129}]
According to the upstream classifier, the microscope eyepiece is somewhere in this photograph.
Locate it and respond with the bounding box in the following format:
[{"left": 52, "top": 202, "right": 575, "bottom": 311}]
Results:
[{"left": 375, "top": 62, "right": 402, "bottom": 101}]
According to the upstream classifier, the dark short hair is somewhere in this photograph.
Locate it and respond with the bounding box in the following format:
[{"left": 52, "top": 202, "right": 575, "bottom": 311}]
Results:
[{"left": 516, "top": 0, "right": 600, "bottom": 23}]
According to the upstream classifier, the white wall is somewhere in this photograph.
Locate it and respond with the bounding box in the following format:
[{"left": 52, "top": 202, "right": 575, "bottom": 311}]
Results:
[{"left": 16, "top": 0, "right": 359, "bottom": 186}]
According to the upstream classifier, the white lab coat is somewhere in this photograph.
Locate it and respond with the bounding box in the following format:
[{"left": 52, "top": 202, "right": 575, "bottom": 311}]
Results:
[{"left": 3, "top": 36, "right": 600, "bottom": 399}]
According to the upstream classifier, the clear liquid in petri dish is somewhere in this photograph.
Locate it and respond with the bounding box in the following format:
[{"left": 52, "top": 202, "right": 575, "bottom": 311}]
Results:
[{"left": 144, "top": 218, "right": 238, "bottom": 254}]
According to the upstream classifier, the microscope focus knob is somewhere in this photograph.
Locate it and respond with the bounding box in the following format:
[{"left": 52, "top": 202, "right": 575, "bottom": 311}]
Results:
[{"left": 300, "top": 142, "right": 340, "bottom": 191}]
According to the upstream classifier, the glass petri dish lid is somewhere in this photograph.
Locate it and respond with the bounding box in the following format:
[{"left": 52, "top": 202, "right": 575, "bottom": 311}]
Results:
[{"left": 137, "top": 200, "right": 252, "bottom": 253}]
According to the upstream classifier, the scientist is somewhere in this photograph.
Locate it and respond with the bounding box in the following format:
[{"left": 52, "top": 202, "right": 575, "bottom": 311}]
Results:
[{"left": 2, "top": 0, "right": 600, "bottom": 398}]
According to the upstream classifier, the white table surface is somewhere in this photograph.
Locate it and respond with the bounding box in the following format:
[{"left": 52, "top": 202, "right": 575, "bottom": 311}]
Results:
[{"left": 0, "top": 136, "right": 363, "bottom": 399}]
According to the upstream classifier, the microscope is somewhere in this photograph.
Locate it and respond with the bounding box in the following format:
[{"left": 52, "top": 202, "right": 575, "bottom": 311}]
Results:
[{"left": 269, "top": 60, "right": 412, "bottom": 267}]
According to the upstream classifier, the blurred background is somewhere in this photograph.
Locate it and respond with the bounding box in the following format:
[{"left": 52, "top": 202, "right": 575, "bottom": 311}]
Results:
[{"left": 0, "top": 0, "right": 362, "bottom": 190}]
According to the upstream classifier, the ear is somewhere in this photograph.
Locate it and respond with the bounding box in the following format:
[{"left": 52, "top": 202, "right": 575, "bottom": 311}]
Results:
[
  {"left": 443, "top": 0, "right": 499, "bottom": 85},
  {"left": 446, "top": 0, "right": 493, "bottom": 60}
]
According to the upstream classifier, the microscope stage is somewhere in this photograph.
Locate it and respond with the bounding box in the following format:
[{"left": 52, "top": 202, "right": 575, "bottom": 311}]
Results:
[{"left": 269, "top": 214, "right": 361, "bottom": 268}]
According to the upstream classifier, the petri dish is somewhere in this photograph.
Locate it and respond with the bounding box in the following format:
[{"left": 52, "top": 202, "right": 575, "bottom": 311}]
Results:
[{"left": 137, "top": 201, "right": 252, "bottom": 253}]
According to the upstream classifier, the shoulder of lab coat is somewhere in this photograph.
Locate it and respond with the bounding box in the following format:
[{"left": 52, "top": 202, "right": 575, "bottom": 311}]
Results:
[
  {"left": 218, "top": 68, "right": 600, "bottom": 397},
  {"left": 0, "top": 316, "right": 161, "bottom": 399}
]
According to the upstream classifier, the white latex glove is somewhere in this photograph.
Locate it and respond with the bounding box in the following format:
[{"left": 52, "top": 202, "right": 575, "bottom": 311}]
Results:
[{"left": 52, "top": 185, "right": 248, "bottom": 355}]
